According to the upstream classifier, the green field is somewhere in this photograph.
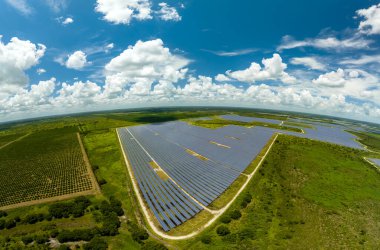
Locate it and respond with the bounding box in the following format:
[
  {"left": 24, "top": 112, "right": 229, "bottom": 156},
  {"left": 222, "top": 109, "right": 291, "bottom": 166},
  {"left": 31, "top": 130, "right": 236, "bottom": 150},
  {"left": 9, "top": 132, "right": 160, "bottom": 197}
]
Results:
[
  {"left": 0, "top": 127, "right": 95, "bottom": 208},
  {"left": 177, "top": 135, "right": 380, "bottom": 249},
  {"left": 189, "top": 117, "right": 303, "bottom": 133},
  {"left": 0, "top": 133, "right": 26, "bottom": 148}
]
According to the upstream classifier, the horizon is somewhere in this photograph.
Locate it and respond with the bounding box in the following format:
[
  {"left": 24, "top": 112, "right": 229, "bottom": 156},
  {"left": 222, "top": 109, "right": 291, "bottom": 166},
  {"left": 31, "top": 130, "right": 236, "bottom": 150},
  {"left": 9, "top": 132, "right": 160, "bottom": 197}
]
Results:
[{"left": 1, "top": 0, "right": 380, "bottom": 123}]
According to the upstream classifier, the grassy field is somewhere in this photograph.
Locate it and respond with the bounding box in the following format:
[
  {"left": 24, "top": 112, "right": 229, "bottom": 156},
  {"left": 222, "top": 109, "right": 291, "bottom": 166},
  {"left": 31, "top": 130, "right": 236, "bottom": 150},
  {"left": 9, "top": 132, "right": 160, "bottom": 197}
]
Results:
[
  {"left": 0, "top": 126, "right": 96, "bottom": 208},
  {"left": 282, "top": 121, "right": 314, "bottom": 129},
  {"left": 348, "top": 130, "right": 380, "bottom": 152},
  {"left": 0, "top": 133, "right": 26, "bottom": 148},
  {"left": 189, "top": 117, "right": 303, "bottom": 133},
  {"left": 176, "top": 135, "right": 380, "bottom": 249}
]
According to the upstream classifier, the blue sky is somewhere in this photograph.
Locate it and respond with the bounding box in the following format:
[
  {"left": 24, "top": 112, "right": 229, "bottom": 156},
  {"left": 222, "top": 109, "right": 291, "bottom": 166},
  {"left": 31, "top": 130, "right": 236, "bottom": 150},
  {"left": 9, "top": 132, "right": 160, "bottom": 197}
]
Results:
[{"left": 1, "top": 0, "right": 380, "bottom": 123}]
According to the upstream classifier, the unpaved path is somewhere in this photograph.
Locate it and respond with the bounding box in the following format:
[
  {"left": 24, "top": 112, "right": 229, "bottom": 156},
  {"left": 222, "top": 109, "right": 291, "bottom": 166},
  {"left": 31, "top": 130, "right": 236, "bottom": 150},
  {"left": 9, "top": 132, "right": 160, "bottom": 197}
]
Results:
[
  {"left": 117, "top": 128, "right": 278, "bottom": 240},
  {"left": 0, "top": 133, "right": 31, "bottom": 150}
]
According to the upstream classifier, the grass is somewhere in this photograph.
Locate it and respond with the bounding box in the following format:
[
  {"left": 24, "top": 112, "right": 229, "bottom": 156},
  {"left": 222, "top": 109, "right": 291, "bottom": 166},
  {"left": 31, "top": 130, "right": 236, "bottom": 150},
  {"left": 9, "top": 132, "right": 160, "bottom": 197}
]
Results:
[
  {"left": 177, "top": 135, "right": 380, "bottom": 249},
  {"left": 282, "top": 121, "right": 314, "bottom": 129},
  {"left": 189, "top": 118, "right": 303, "bottom": 133},
  {"left": 82, "top": 128, "right": 144, "bottom": 249},
  {"left": 207, "top": 175, "right": 248, "bottom": 210},
  {"left": 0, "top": 133, "right": 26, "bottom": 148},
  {"left": 348, "top": 130, "right": 380, "bottom": 152},
  {"left": 166, "top": 210, "right": 214, "bottom": 236},
  {"left": 0, "top": 127, "right": 95, "bottom": 208}
]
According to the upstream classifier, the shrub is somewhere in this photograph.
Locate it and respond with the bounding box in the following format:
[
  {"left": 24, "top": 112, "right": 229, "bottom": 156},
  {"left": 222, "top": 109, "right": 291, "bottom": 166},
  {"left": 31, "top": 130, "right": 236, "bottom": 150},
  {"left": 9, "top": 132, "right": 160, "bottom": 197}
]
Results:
[
  {"left": 200, "top": 235, "right": 211, "bottom": 244},
  {"left": 34, "top": 234, "right": 49, "bottom": 244},
  {"left": 129, "top": 223, "right": 149, "bottom": 243},
  {"left": 220, "top": 214, "right": 231, "bottom": 224},
  {"left": 216, "top": 225, "right": 230, "bottom": 236},
  {"left": 58, "top": 245, "right": 70, "bottom": 250},
  {"left": 0, "top": 219, "right": 5, "bottom": 230},
  {"left": 229, "top": 210, "right": 242, "bottom": 220},
  {"left": 83, "top": 236, "right": 108, "bottom": 250},
  {"left": 5, "top": 219, "right": 16, "bottom": 229},
  {"left": 98, "top": 179, "right": 107, "bottom": 186},
  {"left": 0, "top": 211, "right": 7, "bottom": 218},
  {"left": 21, "top": 235, "right": 34, "bottom": 245}
]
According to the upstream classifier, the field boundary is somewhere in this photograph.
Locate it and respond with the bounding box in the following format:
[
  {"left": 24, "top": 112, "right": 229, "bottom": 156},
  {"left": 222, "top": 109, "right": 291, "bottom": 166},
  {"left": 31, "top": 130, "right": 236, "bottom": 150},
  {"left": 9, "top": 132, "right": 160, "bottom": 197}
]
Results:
[
  {"left": 116, "top": 127, "right": 279, "bottom": 240},
  {"left": 77, "top": 133, "right": 101, "bottom": 193},
  {"left": 0, "top": 133, "right": 31, "bottom": 150},
  {"left": 0, "top": 189, "right": 96, "bottom": 211}
]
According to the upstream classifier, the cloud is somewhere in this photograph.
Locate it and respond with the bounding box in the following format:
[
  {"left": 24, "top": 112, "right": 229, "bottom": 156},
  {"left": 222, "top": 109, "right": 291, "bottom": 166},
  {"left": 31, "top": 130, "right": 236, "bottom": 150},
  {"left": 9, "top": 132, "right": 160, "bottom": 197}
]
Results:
[
  {"left": 357, "top": 3, "right": 380, "bottom": 35},
  {"left": 65, "top": 51, "right": 88, "bottom": 70},
  {"left": 54, "top": 81, "right": 101, "bottom": 106},
  {"left": 5, "top": 0, "right": 33, "bottom": 15},
  {"left": 340, "top": 54, "right": 380, "bottom": 65},
  {"left": 312, "top": 68, "right": 347, "bottom": 87},
  {"left": 56, "top": 16, "right": 74, "bottom": 25},
  {"left": 157, "top": 2, "right": 181, "bottom": 21},
  {"left": 104, "top": 39, "right": 189, "bottom": 98},
  {"left": 278, "top": 35, "right": 373, "bottom": 50},
  {"left": 215, "top": 74, "right": 232, "bottom": 82},
  {"left": 105, "top": 43, "right": 114, "bottom": 53},
  {"left": 202, "top": 48, "right": 256, "bottom": 57},
  {"left": 95, "top": 0, "right": 152, "bottom": 25},
  {"left": 290, "top": 57, "right": 326, "bottom": 70},
  {"left": 1, "top": 78, "right": 56, "bottom": 113},
  {"left": 37, "top": 68, "right": 46, "bottom": 75},
  {"left": 219, "top": 53, "right": 296, "bottom": 84},
  {"left": 0, "top": 37, "right": 46, "bottom": 94},
  {"left": 44, "top": 0, "right": 68, "bottom": 12}
]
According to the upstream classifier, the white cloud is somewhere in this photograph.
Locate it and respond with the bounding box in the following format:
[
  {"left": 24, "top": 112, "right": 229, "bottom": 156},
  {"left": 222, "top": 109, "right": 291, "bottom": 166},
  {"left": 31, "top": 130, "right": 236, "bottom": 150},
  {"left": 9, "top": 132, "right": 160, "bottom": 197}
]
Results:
[
  {"left": 357, "top": 3, "right": 380, "bottom": 35},
  {"left": 157, "top": 2, "right": 181, "bottom": 21},
  {"left": 37, "top": 68, "right": 46, "bottom": 75},
  {"left": 340, "top": 54, "right": 380, "bottom": 65},
  {"left": 104, "top": 39, "right": 189, "bottom": 98},
  {"left": 95, "top": 0, "right": 152, "bottom": 25},
  {"left": 215, "top": 74, "right": 232, "bottom": 82},
  {"left": 290, "top": 57, "right": 326, "bottom": 70},
  {"left": 220, "top": 53, "right": 296, "bottom": 84},
  {"left": 5, "top": 0, "right": 32, "bottom": 15},
  {"left": 105, "top": 43, "right": 114, "bottom": 52},
  {"left": 278, "top": 35, "right": 373, "bottom": 50},
  {"left": 54, "top": 81, "right": 101, "bottom": 106},
  {"left": 202, "top": 48, "right": 256, "bottom": 57},
  {"left": 0, "top": 78, "right": 56, "bottom": 113},
  {"left": 65, "top": 51, "right": 88, "bottom": 70},
  {"left": 312, "top": 68, "right": 347, "bottom": 87},
  {"left": 44, "top": 0, "right": 68, "bottom": 12},
  {"left": 0, "top": 37, "right": 46, "bottom": 94},
  {"left": 63, "top": 17, "right": 74, "bottom": 25},
  {"left": 56, "top": 16, "right": 74, "bottom": 25}
]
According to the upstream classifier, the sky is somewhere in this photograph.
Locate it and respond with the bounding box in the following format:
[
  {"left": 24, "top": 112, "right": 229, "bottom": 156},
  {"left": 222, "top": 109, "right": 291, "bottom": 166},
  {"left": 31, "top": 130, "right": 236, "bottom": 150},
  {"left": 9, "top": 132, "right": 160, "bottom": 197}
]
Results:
[{"left": 1, "top": 0, "right": 380, "bottom": 123}]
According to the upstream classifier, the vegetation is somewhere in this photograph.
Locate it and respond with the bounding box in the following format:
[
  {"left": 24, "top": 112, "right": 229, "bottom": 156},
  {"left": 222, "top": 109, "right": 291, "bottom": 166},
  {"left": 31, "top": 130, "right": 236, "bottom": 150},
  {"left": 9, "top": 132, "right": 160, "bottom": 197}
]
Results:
[
  {"left": 0, "top": 127, "right": 95, "bottom": 208},
  {"left": 349, "top": 130, "right": 380, "bottom": 152},
  {"left": 189, "top": 117, "right": 303, "bottom": 133},
  {"left": 179, "top": 135, "right": 380, "bottom": 249}
]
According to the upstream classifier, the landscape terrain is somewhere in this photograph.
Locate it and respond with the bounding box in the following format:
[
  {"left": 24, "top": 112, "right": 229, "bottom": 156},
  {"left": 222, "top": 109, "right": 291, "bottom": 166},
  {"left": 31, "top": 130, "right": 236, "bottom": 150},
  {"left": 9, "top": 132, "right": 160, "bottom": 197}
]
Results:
[{"left": 0, "top": 107, "right": 379, "bottom": 249}]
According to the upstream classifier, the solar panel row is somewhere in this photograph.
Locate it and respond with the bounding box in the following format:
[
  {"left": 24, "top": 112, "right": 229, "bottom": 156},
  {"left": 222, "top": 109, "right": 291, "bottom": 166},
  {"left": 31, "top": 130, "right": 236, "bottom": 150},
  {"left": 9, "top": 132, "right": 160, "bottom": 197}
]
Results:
[
  {"left": 117, "top": 128, "right": 202, "bottom": 231},
  {"left": 128, "top": 125, "right": 241, "bottom": 206}
]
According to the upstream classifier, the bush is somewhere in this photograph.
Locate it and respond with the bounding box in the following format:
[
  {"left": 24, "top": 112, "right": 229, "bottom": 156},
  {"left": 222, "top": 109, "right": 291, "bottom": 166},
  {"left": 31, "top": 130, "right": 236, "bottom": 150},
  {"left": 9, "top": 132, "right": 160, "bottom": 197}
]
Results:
[
  {"left": 35, "top": 234, "right": 49, "bottom": 244},
  {"left": 220, "top": 214, "right": 231, "bottom": 224},
  {"left": 5, "top": 219, "right": 16, "bottom": 229},
  {"left": 57, "top": 228, "right": 98, "bottom": 243},
  {"left": 200, "top": 235, "right": 211, "bottom": 244},
  {"left": 83, "top": 236, "right": 108, "bottom": 250},
  {"left": 98, "top": 179, "right": 107, "bottom": 186},
  {"left": 21, "top": 235, "right": 34, "bottom": 245},
  {"left": 58, "top": 245, "right": 70, "bottom": 250},
  {"left": 216, "top": 225, "right": 230, "bottom": 236},
  {"left": 0, "top": 219, "right": 5, "bottom": 230},
  {"left": 130, "top": 224, "right": 149, "bottom": 243},
  {"left": 0, "top": 211, "right": 7, "bottom": 218},
  {"left": 229, "top": 210, "right": 242, "bottom": 220},
  {"left": 24, "top": 213, "right": 45, "bottom": 224}
]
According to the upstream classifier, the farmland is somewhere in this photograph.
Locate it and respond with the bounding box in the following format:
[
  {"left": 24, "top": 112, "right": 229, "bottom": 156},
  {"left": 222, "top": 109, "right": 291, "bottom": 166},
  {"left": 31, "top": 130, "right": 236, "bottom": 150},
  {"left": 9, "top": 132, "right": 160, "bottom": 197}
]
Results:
[{"left": 0, "top": 126, "right": 97, "bottom": 209}]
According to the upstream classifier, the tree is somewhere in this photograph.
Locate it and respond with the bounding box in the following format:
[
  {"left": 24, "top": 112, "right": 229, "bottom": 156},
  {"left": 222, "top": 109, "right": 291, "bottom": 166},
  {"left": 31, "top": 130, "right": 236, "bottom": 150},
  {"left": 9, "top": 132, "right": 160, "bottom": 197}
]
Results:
[
  {"left": 83, "top": 237, "right": 108, "bottom": 250},
  {"left": 220, "top": 214, "right": 231, "bottom": 224},
  {"left": 200, "top": 235, "right": 211, "bottom": 244},
  {"left": 216, "top": 225, "right": 230, "bottom": 236},
  {"left": 229, "top": 210, "right": 242, "bottom": 220}
]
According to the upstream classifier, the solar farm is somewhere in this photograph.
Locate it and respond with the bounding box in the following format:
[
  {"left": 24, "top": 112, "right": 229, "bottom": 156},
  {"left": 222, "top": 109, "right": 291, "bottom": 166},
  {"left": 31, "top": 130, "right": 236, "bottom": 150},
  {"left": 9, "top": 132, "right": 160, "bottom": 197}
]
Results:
[{"left": 117, "top": 114, "right": 365, "bottom": 232}]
